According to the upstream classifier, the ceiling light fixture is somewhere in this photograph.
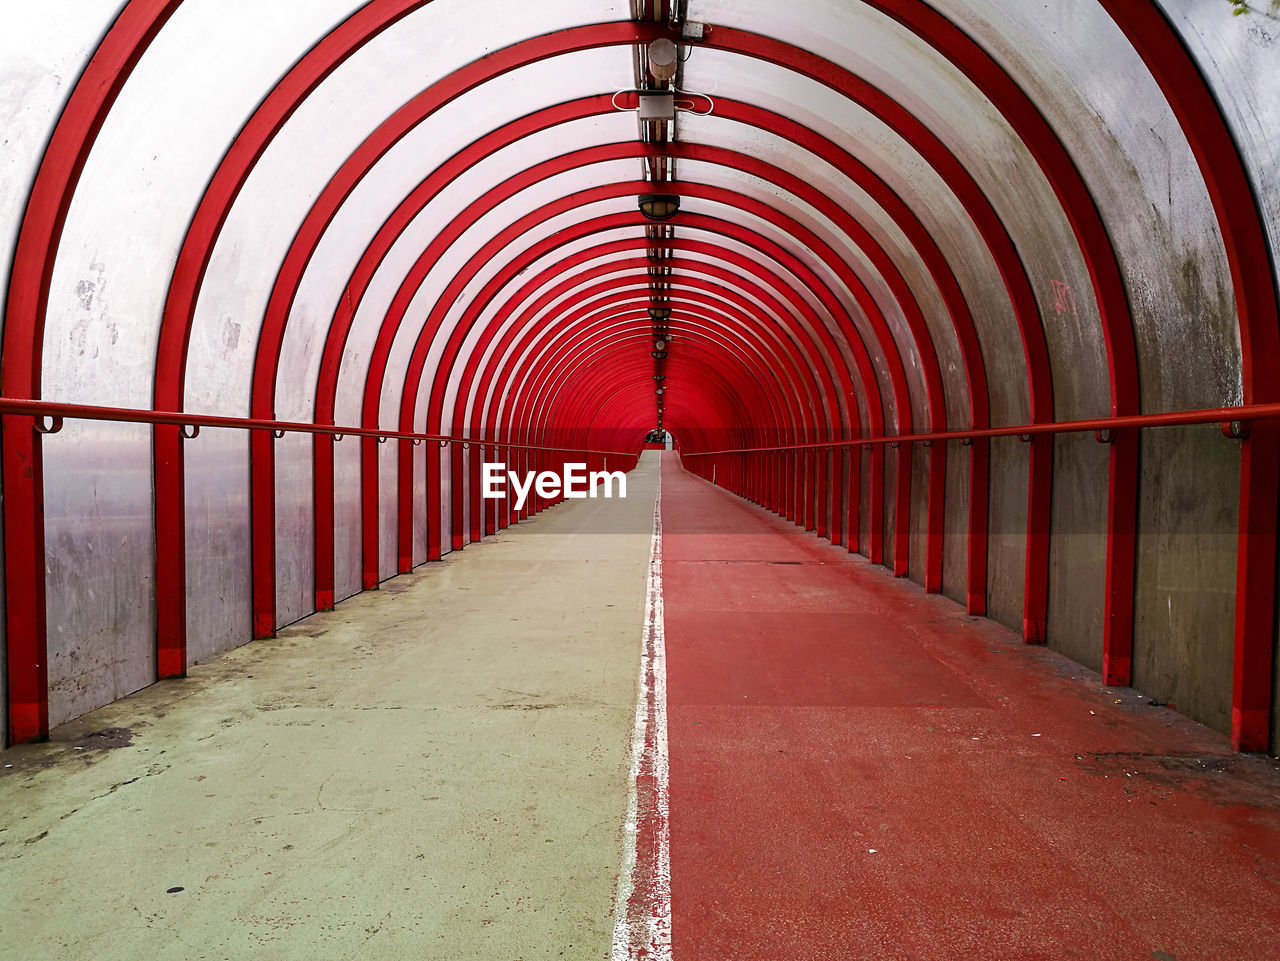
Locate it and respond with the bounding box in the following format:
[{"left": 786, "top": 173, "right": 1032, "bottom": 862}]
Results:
[
  {"left": 648, "top": 38, "right": 678, "bottom": 85},
  {"left": 638, "top": 194, "right": 680, "bottom": 222}
]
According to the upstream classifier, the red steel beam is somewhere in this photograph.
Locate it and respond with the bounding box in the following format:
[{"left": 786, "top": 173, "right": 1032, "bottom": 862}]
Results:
[
  {"left": 154, "top": 21, "right": 663, "bottom": 634},
  {"left": 1097, "top": 0, "right": 1280, "bottom": 754},
  {"left": 405, "top": 196, "right": 888, "bottom": 564},
  {"left": 462, "top": 303, "right": 805, "bottom": 545},
  {"left": 841, "top": 3, "right": 1143, "bottom": 652},
  {"left": 0, "top": 0, "right": 183, "bottom": 743}
]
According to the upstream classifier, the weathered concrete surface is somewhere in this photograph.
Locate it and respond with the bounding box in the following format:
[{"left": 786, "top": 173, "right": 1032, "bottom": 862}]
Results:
[
  {"left": 1046, "top": 431, "right": 1107, "bottom": 673},
  {"left": 1133, "top": 426, "right": 1239, "bottom": 738},
  {"left": 0, "top": 457, "right": 659, "bottom": 961},
  {"left": 985, "top": 436, "right": 1029, "bottom": 631}
]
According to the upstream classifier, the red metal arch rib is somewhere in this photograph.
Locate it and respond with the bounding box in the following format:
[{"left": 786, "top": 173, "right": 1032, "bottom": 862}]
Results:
[
  {"left": 530, "top": 329, "right": 791, "bottom": 455},
  {"left": 1, "top": 0, "right": 184, "bottom": 743},
  {"left": 483, "top": 283, "right": 821, "bottom": 454},
  {"left": 467, "top": 258, "right": 837, "bottom": 479},
  {"left": 399, "top": 195, "right": 890, "bottom": 564},
  {"left": 10, "top": 6, "right": 1261, "bottom": 747},
  {"left": 452, "top": 258, "right": 841, "bottom": 540},
  {"left": 403, "top": 213, "right": 872, "bottom": 561},
  {"left": 507, "top": 308, "right": 807, "bottom": 466},
  {"left": 463, "top": 240, "right": 838, "bottom": 520},
  {"left": 165, "top": 24, "right": 1039, "bottom": 647},
  {"left": 275, "top": 30, "right": 1054, "bottom": 639},
  {"left": 144, "top": 19, "right": 1041, "bottom": 680},
  {"left": 468, "top": 243, "right": 852, "bottom": 531},
  {"left": 1095, "top": 0, "right": 1280, "bottom": 756},
  {"left": 296, "top": 91, "right": 999, "bottom": 596},
  {"left": 480, "top": 313, "right": 799, "bottom": 531},
  {"left": 535, "top": 338, "right": 777, "bottom": 467},
  {"left": 350, "top": 188, "right": 885, "bottom": 575},
  {"left": 153, "top": 21, "right": 663, "bottom": 639}
]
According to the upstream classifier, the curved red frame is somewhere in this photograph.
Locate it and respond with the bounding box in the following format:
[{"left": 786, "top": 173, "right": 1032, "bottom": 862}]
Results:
[{"left": 3, "top": 4, "right": 1275, "bottom": 754}]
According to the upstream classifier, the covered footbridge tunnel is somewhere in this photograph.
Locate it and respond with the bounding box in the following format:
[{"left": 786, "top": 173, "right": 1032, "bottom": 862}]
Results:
[{"left": 2, "top": 2, "right": 1280, "bottom": 958}]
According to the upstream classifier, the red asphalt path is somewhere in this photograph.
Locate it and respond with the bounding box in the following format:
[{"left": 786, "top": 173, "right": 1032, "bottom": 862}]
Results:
[{"left": 659, "top": 454, "right": 1280, "bottom": 961}]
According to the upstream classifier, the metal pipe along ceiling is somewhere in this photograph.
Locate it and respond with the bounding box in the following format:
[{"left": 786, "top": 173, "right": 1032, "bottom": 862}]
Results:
[{"left": 1, "top": 2, "right": 1277, "bottom": 754}]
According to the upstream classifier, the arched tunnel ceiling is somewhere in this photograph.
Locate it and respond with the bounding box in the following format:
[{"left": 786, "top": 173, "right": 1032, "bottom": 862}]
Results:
[
  {"left": 2, "top": 1, "right": 1279, "bottom": 747},
  {"left": 6, "top": 0, "right": 1278, "bottom": 447}
]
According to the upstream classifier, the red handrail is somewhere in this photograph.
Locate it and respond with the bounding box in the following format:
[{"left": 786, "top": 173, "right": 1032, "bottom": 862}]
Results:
[
  {"left": 682, "top": 401, "right": 1278, "bottom": 455},
  {"left": 0, "top": 396, "right": 636, "bottom": 457}
]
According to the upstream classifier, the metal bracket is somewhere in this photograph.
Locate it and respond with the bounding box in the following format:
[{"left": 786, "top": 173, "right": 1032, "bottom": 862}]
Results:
[
  {"left": 919, "top": 439, "right": 932, "bottom": 448},
  {"left": 439, "top": 440, "right": 450, "bottom": 449},
  {"left": 1018, "top": 433, "right": 1033, "bottom": 443},
  {"left": 412, "top": 438, "right": 423, "bottom": 447},
  {"left": 333, "top": 433, "right": 344, "bottom": 443},
  {"left": 1221, "top": 420, "right": 1249, "bottom": 440},
  {"left": 377, "top": 435, "right": 389, "bottom": 445},
  {"left": 889, "top": 441, "right": 900, "bottom": 449},
  {"left": 180, "top": 424, "right": 200, "bottom": 440},
  {"left": 272, "top": 429, "right": 286, "bottom": 439},
  {"left": 35, "top": 415, "right": 63, "bottom": 435},
  {"left": 1093, "top": 428, "right": 1115, "bottom": 444},
  {"left": 960, "top": 436, "right": 973, "bottom": 447}
]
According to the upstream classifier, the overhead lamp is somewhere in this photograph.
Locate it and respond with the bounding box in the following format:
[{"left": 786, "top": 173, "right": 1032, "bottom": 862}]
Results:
[
  {"left": 648, "top": 38, "right": 678, "bottom": 85},
  {"left": 648, "top": 305, "right": 672, "bottom": 321},
  {"left": 638, "top": 194, "right": 680, "bottom": 222}
]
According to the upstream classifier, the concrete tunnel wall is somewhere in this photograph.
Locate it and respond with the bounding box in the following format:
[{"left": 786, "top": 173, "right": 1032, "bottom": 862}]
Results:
[{"left": 0, "top": 1, "right": 1277, "bottom": 753}]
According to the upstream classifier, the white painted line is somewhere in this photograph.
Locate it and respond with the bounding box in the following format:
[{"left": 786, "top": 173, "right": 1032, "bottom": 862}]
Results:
[{"left": 611, "top": 461, "right": 672, "bottom": 961}]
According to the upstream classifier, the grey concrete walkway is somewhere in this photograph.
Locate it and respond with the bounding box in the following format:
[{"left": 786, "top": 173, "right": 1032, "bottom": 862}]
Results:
[{"left": 0, "top": 456, "right": 659, "bottom": 960}]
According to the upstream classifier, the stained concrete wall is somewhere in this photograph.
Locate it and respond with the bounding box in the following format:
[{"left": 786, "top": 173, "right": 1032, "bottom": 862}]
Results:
[
  {"left": 986, "top": 439, "right": 1030, "bottom": 635},
  {"left": 1132, "top": 427, "right": 1240, "bottom": 734},
  {"left": 941, "top": 441, "right": 971, "bottom": 607},
  {"left": 1045, "top": 434, "right": 1108, "bottom": 674}
]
